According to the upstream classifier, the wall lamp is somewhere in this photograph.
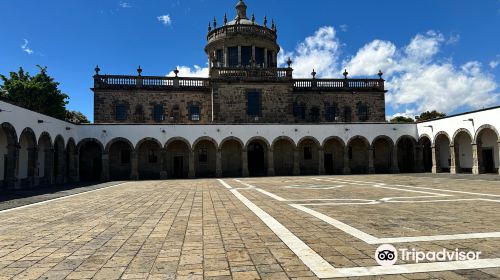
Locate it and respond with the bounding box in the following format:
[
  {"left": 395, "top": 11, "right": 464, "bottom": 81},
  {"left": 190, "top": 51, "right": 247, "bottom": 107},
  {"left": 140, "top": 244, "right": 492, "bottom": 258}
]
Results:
[
  {"left": 65, "top": 127, "right": 71, "bottom": 130},
  {"left": 37, "top": 120, "right": 44, "bottom": 123}
]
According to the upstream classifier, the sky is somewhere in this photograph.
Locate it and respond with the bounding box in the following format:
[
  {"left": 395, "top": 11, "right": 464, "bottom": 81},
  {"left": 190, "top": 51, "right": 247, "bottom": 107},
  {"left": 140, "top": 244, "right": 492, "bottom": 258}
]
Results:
[{"left": 1, "top": 0, "right": 499, "bottom": 122}]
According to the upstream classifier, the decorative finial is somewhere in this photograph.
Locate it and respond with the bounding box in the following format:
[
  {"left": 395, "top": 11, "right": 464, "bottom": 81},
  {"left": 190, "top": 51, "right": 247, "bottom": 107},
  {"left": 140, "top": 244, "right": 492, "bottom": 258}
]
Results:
[
  {"left": 235, "top": 0, "right": 248, "bottom": 20},
  {"left": 286, "top": 57, "right": 292, "bottom": 68},
  {"left": 378, "top": 69, "right": 383, "bottom": 79},
  {"left": 311, "top": 69, "right": 316, "bottom": 79},
  {"left": 94, "top": 65, "right": 100, "bottom": 75},
  {"left": 213, "top": 17, "right": 217, "bottom": 28},
  {"left": 208, "top": 22, "right": 211, "bottom": 32},
  {"left": 251, "top": 13, "right": 255, "bottom": 24},
  {"left": 224, "top": 13, "right": 227, "bottom": 25},
  {"left": 271, "top": 19, "right": 275, "bottom": 30},
  {"left": 137, "top": 66, "right": 142, "bottom": 76},
  {"left": 263, "top": 16, "right": 267, "bottom": 27},
  {"left": 174, "top": 67, "right": 179, "bottom": 77},
  {"left": 343, "top": 69, "right": 348, "bottom": 79}
]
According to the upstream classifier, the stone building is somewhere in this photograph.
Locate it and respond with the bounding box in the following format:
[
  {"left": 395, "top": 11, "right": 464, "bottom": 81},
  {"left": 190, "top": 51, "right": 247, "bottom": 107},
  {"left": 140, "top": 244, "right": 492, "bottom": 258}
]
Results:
[
  {"left": 93, "top": 0, "right": 386, "bottom": 124},
  {"left": 0, "top": 1, "right": 498, "bottom": 190}
]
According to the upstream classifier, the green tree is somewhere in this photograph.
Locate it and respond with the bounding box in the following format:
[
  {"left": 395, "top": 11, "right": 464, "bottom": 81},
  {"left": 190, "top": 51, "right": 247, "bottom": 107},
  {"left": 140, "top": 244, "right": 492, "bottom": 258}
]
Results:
[
  {"left": 66, "top": 110, "right": 90, "bottom": 124},
  {"left": 417, "top": 110, "right": 446, "bottom": 122},
  {"left": 390, "top": 116, "right": 415, "bottom": 123},
  {"left": 1, "top": 66, "right": 89, "bottom": 122}
]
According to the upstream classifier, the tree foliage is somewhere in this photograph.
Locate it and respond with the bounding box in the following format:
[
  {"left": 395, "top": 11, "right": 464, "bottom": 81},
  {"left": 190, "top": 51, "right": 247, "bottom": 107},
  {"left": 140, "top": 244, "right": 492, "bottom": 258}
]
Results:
[
  {"left": 390, "top": 116, "right": 415, "bottom": 123},
  {"left": 416, "top": 110, "right": 446, "bottom": 122},
  {"left": 0, "top": 66, "right": 89, "bottom": 123},
  {"left": 66, "top": 110, "right": 90, "bottom": 124}
]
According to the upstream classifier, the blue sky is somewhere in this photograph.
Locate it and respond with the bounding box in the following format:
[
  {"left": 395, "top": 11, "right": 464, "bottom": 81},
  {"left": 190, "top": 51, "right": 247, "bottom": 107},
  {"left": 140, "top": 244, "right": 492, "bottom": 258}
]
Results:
[{"left": 1, "top": 0, "right": 499, "bottom": 122}]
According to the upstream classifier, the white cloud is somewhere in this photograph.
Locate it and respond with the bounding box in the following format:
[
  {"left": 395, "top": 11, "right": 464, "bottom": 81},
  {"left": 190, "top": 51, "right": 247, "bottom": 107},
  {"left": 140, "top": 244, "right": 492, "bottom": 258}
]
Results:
[
  {"left": 279, "top": 26, "right": 341, "bottom": 78},
  {"left": 119, "top": 1, "right": 131, "bottom": 8},
  {"left": 167, "top": 65, "right": 208, "bottom": 77},
  {"left": 339, "top": 24, "right": 348, "bottom": 32},
  {"left": 157, "top": 15, "right": 172, "bottom": 26},
  {"left": 490, "top": 56, "right": 500, "bottom": 69},
  {"left": 21, "top": 39, "right": 34, "bottom": 55}
]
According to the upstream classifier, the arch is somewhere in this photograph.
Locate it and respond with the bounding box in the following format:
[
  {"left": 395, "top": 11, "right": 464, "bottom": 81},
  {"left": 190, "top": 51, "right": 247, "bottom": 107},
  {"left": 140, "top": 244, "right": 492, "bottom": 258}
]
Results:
[
  {"left": 105, "top": 137, "right": 134, "bottom": 154},
  {"left": 136, "top": 138, "right": 162, "bottom": 180},
  {"left": 323, "top": 136, "right": 345, "bottom": 175},
  {"left": 78, "top": 138, "right": 103, "bottom": 182},
  {"left": 18, "top": 128, "right": 37, "bottom": 186},
  {"left": 165, "top": 137, "right": 192, "bottom": 150},
  {"left": 418, "top": 133, "right": 432, "bottom": 143},
  {"left": 244, "top": 136, "right": 270, "bottom": 150},
  {"left": 347, "top": 135, "right": 370, "bottom": 174},
  {"left": 193, "top": 137, "right": 217, "bottom": 178},
  {"left": 475, "top": 124, "right": 499, "bottom": 144},
  {"left": 371, "top": 135, "right": 394, "bottom": 174},
  {"left": 65, "top": 138, "right": 78, "bottom": 182},
  {"left": 396, "top": 135, "right": 417, "bottom": 173},
  {"left": 0, "top": 122, "right": 18, "bottom": 187},
  {"left": 53, "top": 135, "right": 66, "bottom": 184},
  {"left": 475, "top": 125, "right": 499, "bottom": 173},
  {"left": 246, "top": 137, "right": 269, "bottom": 176},
  {"left": 434, "top": 132, "right": 451, "bottom": 173},
  {"left": 220, "top": 137, "right": 243, "bottom": 177},
  {"left": 273, "top": 136, "right": 295, "bottom": 176},
  {"left": 166, "top": 138, "right": 190, "bottom": 179},
  {"left": 37, "top": 132, "right": 53, "bottom": 185},
  {"left": 107, "top": 138, "right": 134, "bottom": 180},
  {"left": 452, "top": 128, "right": 473, "bottom": 146},
  {"left": 418, "top": 135, "right": 432, "bottom": 172},
  {"left": 297, "top": 136, "right": 320, "bottom": 175},
  {"left": 135, "top": 137, "right": 162, "bottom": 151}
]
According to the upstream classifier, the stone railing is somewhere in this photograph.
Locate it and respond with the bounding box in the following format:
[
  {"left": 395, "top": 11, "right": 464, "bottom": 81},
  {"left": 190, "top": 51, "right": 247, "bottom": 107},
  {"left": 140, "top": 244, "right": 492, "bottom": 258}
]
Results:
[
  {"left": 293, "top": 78, "right": 385, "bottom": 91},
  {"left": 210, "top": 67, "right": 292, "bottom": 80},
  {"left": 207, "top": 24, "right": 277, "bottom": 43},
  {"left": 93, "top": 75, "right": 210, "bottom": 90}
]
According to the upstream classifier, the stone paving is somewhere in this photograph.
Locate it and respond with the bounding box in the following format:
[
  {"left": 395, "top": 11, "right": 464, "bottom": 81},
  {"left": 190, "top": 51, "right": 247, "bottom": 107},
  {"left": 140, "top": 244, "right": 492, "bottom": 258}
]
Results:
[{"left": 0, "top": 175, "right": 499, "bottom": 279}]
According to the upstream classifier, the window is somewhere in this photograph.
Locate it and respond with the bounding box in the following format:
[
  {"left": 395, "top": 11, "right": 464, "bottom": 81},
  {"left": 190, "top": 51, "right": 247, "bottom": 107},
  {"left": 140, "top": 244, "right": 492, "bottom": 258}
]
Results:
[
  {"left": 325, "top": 104, "right": 337, "bottom": 121},
  {"left": 115, "top": 104, "right": 127, "bottom": 121},
  {"left": 255, "top": 47, "right": 264, "bottom": 67},
  {"left": 304, "top": 146, "right": 312, "bottom": 160},
  {"left": 357, "top": 103, "right": 369, "bottom": 121},
  {"left": 189, "top": 105, "right": 200, "bottom": 121},
  {"left": 267, "top": 51, "right": 275, "bottom": 67},
  {"left": 343, "top": 106, "right": 352, "bottom": 122},
  {"left": 215, "top": 49, "right": 224, "bottom": 66},
  {"left": 241, "top": 46, "right": 252, "bottom": 67},
  {"left": 310, "top": 106, "right": 320, "bottom": 122},
  {"left": 121, "top": 149, "right": 130, "bottom": 164},
  {"left": 148, "top": 150, "right": 157, "bottom": 163},
  {"left": 228, "top": 47, "right": 238, "bottom": 67},
  {"left": 293, "top": 102, "right": 306, "bottom": 120},
  {"left": 247, "top": 92, "right": 261, "bottom": 116},
  {"left": 153, "top": 104, "right": 164, "bottom": 122},
  {"left": 198, "top": 148, "right": 208, "bottom": 163},
  {"left": 171, "top": 106, "right": 180, "bottom": 122}
]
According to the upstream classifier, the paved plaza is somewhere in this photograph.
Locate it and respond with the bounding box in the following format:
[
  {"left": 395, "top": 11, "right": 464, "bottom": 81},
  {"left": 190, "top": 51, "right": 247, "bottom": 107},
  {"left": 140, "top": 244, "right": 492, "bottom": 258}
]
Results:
[{"left": 0, "top": 175, "right": 500, "bottom": 279}]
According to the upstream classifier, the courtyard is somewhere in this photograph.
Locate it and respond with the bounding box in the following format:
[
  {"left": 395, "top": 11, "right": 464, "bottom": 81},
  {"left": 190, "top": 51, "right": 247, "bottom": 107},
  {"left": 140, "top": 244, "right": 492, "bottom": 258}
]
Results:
[{"left": 0, "top": 174, "right": 500, "bottom": 279}]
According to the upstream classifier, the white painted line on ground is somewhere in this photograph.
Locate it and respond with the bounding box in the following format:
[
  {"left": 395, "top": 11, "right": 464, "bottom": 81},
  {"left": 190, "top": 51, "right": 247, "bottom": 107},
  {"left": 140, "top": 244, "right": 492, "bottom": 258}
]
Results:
[
  {"left": 217, "top": 179, "right": 336, "bottom": 278},
  {"left": 233, "top": 179, "right": 256, "bottom": 188},
  {"left": 255, "top": 188, "right": 287, "bottom": 201},
  {"left": 0, "top": 182, "right": 129, "bottom": 215},
  {"left": 217, "top": 179, "right": 232, "bottom": 189}
]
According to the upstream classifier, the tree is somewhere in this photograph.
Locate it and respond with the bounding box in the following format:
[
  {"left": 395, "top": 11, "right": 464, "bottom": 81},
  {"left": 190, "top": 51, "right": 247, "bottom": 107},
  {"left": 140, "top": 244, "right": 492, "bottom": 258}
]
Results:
[
  {"left": 390, "top": 116, "right": 415, "bottom": 123},
  {"left": 0, "top": 66, "right": 89, "bottom": 123},
  {"left": 417, "top": 110, "right": 446, "bottom": 122},
  {"left": 66, "top": 110, "right": 90, "bottom": 124}
]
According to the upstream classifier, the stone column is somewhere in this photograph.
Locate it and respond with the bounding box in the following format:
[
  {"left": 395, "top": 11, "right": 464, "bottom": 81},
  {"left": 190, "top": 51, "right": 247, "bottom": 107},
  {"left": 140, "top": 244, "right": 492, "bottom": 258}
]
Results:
[
  {"left": 130, "top": 151, "right": 139, "bottom": 180},
  {"left": 267, "top": 149, "right": 275, "bottom": 176},
  {"left": 318, "top": 148, "right": 325, "bottom": 175},
  {"left": 431, "top": 146, "right": 439, "bottom": 173},
  {"left": 242, "top": 149, "right": 249, "bottom": 177},
  {"left": 449, "top": 145, "right": 457, "bottom": 174},
  {"left": 368, "top": 148, "right": 375, "bottom": 174},
  {"left": 343, "top": 147, "right": 351, "bottom": 174},
  {"left": 216, "top": 148, "right": 222, "bottom": 178},
  {"left": 224, "top": 47, "right": 228, "bottom": 67},
  {"left": 188, "top": 150, "right": 195, "bottom": 179},
  {"left": 101, "top": 152, "right": 109, "bottom": 181},
  {"left": 159, "top": 148, "right": 168, "bottom": 179},
  {"left": 264, "top": 48, "right": 268, "bottom": 67},
  {"left": 293, "top": 148, "right": 300, "bottom": 176},
  {"left": 237, "top": 45, "right": 241, "bottom": 66},
  {"left": 472, "top": 143, "right": 479, "bottom": 174},
  {"left": 391, "top": 147, "right": 399, "bottom": 173}
]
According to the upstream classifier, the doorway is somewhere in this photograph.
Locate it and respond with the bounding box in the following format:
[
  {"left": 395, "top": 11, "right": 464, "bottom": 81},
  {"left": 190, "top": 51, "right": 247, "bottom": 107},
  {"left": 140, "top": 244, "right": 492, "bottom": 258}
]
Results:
[
  {"left": 482, "top": 148, "right": 494, "bottom": 173},
  {"left": 324, "top": 153, "right": 333, "bottom": 174},
  {"left": 173, "top": 156, "right": 184, "bottom": 178},
  {"left": 248, "top": 142, "right": 265, "bottom": 176}
]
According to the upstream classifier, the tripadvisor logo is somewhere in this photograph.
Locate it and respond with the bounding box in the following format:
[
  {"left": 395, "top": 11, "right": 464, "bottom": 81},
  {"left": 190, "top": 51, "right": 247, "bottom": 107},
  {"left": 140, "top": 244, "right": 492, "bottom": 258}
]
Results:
[{"left": 375, "top": 244, "right": 481, "bottom": 266}]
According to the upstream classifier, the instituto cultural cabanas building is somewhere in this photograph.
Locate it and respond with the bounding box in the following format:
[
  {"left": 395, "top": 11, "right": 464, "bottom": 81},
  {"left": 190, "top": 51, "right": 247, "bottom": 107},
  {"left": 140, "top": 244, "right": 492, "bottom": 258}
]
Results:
[{"left": 0, "top": 0, "right": 499, "bottom": 188}]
